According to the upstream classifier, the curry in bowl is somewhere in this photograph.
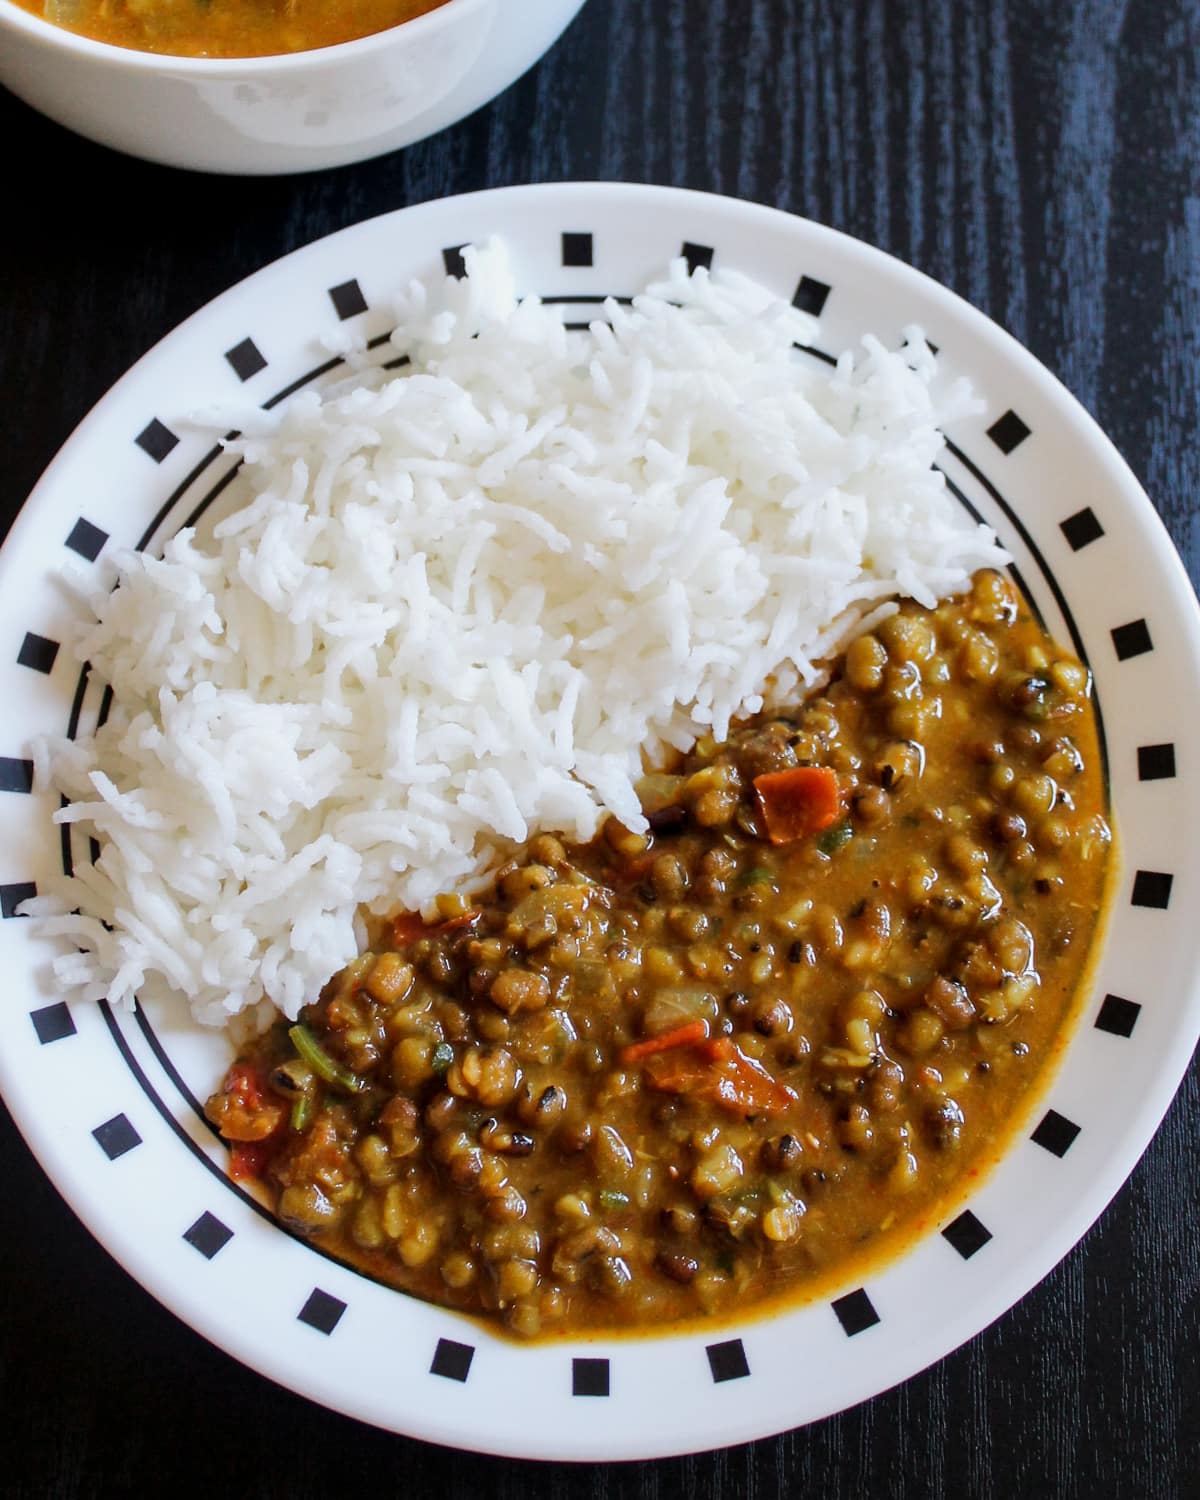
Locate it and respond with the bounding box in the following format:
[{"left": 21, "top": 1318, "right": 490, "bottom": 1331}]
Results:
[
  {"left": 208, "top": 573, "right": 1112, "bottom": 1339},
  {"left": 15, "top": 0, "right": 451, "bottom": 57}
]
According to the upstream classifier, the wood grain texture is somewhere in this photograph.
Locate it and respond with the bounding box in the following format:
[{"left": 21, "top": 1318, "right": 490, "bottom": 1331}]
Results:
[{"left": 1, "top": 1, "right": 1198, "bottom": 1495}]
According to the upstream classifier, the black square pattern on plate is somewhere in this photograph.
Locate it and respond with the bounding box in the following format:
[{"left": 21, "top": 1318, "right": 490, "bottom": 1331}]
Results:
[
  {"left": 183, "top": 1211, "right": 234, "bottom": 1260},
  {"left": 985, "top": 410, "right": 1031, "bottom": 454},
  {"left": 1137, "top": 743, "right": 1176, "bottom": 781},
  {"left": 65, "top": 517, "right": 108, "bottom": 561},
  {"left": 561, "top": 232, "right": 593, "bottom": 267},
  {"left": 430, "top": 1339, "right": 475, "bottom": 1383},
  {"left": 225, "top": 337, "right": 268, "bottom": 382},
  {"left": 1112, "top": 619, "right": 1153, "bottom": 660},
  {"left": 1095, "top": 993, "right": 1141, "bottom": 1038},
  {"left": 572, "top": 1358, "right": 610, "bottom": 1397},
  {"left": 1031, "top": 1109, "right": 1080, "bottom": 1157},
  {"left": 832, "top": 1288, "right": 880, "bottom": 1337},
  {"left": 682, "top": 241, "right": 714, "bottom": 273},
  {"left": 328, "top": 279, "right": 368, "bottom": 320},
  {"left": 18, "top": 632, "right": 59, "bottom": 673},
  {"left": 706, "top": 1338, "right": 751, "bottom": 1383},
  {"left": 298, "top": 1288, "right": 346, "bottom": 1335},
  {"left": 1060, "top": 507, "right": 1105, "bottom": 551},
  {"left": 93, "top": 1113, "right": 141, "bottom": 1160},
  {"left": 941, "top": 1209, "right": 992, "bottom": 1260},
  {"left": 1131, "top": 869, "right": 1173, "bottom": 909},
  {"left": 792, "top": 275, "right": 831, "bottom": 316},
  {"left": 442, "top": 245, "right": 469, "bottom": 278},
  {"left": 2, "top": 880, "right": 36, "bottom": 917},
  {"left": 135, "top": 418, "right": 180, "bottom": 464},
  {"left": 0, "top": 757, "right": 34, "bottom": 794},
  {"left": 31, "top": 1001, "right": 76, "bottom": 1045}
]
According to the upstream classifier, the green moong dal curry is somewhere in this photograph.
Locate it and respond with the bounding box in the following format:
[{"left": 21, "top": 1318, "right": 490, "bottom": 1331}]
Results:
[
  {"left": 208, "top": 571, "right": 1113, "bottom": 1339},
  {"left": 19, "top": 0, "right": 450, "bottom": 58}
]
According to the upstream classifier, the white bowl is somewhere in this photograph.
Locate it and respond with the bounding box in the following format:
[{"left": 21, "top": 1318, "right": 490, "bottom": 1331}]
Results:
[
  {"left": 2, "top": 183, "right": 1199, "bottom": 1459},
  {"left": 0, "top": 0, "right": 587, "bottom": 174}
]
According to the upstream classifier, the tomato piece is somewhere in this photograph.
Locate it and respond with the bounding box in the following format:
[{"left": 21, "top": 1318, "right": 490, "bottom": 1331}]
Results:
[
  {"left": 437, "top": 910, "right": 483, "bottom": 935},
  {"left": 227, "top": 1062, "right": 263, "bottom": 1110},
  {"left": 391, "top": 909, "right": 481, "bottom": 946},
  {"left": 390, "top": 912, "right": 426, "bottom": 945},
  {"left": 229, "top": 1140, "right": 276, "bottom": 1181},
  {"left": 753, "top": 766, "right": 842, "bottom": 844},
  {"left": 706, "top": 1038, "right": 800, "bottom": 1117},
  {"left": 620, "top": 1019, "right": 710, "bottom": 1064},
  {"left": 643, "top": 1049, "right": 713, "bottom": 1094},
  {"left": 642, "top": 1036, "right": 798, "bottom": 1118}
]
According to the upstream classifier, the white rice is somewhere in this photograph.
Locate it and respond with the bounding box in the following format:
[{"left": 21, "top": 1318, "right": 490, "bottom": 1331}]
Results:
[{"left": 25, "top": 240, "right": 1007, "bottom": 1028}]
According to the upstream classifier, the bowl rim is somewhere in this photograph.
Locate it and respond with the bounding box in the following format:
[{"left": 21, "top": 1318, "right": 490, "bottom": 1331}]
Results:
[{"left": 0, "top": 0, "right": 488, "bottom": 72}]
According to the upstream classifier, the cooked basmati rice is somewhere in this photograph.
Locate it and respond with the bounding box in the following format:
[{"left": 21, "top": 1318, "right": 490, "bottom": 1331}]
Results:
[{"left": 26, "top": 241, "right": 1007, "bottom": 1027}]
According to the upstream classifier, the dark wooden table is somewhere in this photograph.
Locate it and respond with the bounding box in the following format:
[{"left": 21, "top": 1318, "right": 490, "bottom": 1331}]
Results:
[{"left": 2, "top": 1, "right": 1198, "bottom": 1494}]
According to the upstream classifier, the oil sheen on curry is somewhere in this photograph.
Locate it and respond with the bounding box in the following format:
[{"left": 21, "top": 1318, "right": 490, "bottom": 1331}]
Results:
[
  {"left": 209, "top": 572, "right": 1112, "bottom": 1339},
  {"left": 20, "top": 0, "right": 449, "bottom": 58}
]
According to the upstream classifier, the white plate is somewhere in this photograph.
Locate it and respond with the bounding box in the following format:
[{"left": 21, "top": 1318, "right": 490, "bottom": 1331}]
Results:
[{"left": 2, "top": 183, "right": 1198, "bottom": 1461}]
